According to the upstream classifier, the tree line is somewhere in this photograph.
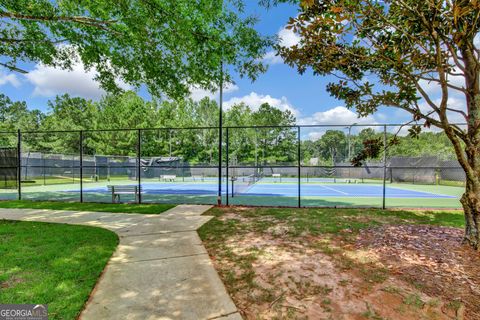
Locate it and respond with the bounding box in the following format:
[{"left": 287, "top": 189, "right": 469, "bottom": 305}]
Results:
[
  {"left": 303, "top": 128, "right": 458, "bottom": 165},
  {"left": 0, "top": 92, "right": 295, "bottom": 164},
  {"left": 0, "top": 92, "right": 456, "bottom": 165}
]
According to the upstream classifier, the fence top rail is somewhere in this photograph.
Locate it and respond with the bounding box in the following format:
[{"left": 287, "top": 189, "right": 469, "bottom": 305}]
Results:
[{"left": 0, "top": 123, "right": 468, "bottom": 135}]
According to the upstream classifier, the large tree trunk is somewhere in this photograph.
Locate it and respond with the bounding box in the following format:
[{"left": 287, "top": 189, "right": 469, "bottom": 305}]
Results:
[
  {"left": 460, "top": 178, "right": 480, "bottom": 249},
  {"left": 443, "top": 125, "right": 480, "bottom": 250},
  {"left": 446, "top": 125, "right": 480, "bottom": 250},
  {"left": 455, "top": 45, "right": 480, "bottom": 249}
]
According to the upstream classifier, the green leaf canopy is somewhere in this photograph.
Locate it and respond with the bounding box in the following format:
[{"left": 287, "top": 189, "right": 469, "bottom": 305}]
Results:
[{"left": 0, "top": 0, "right": 271, "bottom": 98}]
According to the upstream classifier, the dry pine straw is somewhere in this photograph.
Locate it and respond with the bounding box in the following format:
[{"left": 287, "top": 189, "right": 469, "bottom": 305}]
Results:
[
  {"left": 356, "top": 225, "right": 480, "bottom": 320},
  {"left": 202, "top": 209, "right": 478, "bottom": 320}
]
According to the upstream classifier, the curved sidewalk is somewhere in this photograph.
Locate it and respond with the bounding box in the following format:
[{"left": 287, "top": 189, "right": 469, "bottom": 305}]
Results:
[{"left": 0, "top": 205, "right": 241, "bottom": 320}]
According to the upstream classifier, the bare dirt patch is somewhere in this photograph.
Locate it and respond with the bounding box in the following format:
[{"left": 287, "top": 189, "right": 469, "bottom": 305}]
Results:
[
  {"left": 0, "top": 276, "right": 25, "bottom": 289},
  {"left": 206, "top": 211, "right": 464, "bottom": 319},
  {"left": 356, "top": 224, "right": 480, "bottom": 319}
]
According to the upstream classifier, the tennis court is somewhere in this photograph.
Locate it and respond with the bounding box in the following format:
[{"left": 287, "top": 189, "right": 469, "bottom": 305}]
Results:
[
  {"left": 6, "top": 177, "right": 463, "bottom": 208},
  {"left": 0, "top": 124, "right": 468, "bottom": 209},
  {"left": 76, "top": 181, "right": 453, "bottom": 198}
]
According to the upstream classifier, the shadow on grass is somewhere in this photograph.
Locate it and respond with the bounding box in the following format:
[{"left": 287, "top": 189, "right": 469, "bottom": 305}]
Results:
[
  {"left": 0, "top": 220, "right": 118, "bottom": 319},
  {"left": 0, "top": 200, "right": 175, "bottom": 214},
  {"left": 201, "top": 206, "right": 465, "bottom": 241}
]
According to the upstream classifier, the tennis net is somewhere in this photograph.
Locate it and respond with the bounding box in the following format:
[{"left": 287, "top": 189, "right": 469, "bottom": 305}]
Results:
[{"left": 231, "top": 173, "right": 263, "bottom": 196}]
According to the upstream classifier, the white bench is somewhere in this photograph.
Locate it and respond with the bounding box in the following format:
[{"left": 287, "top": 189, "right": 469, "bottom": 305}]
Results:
[
  {"left": 107, "top": 185, "right": 142, "bottom": 203},
  {"left": 272, "top": 173, "right": 282, "bottom": 183},
  {"left": 160, "top": 175, "right": 176, "bottom": 182}
]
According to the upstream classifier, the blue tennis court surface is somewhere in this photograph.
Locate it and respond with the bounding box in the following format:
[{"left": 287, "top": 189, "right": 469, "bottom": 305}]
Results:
[{"left": 81, "top": 182, "right": 455, "bottom": 198}]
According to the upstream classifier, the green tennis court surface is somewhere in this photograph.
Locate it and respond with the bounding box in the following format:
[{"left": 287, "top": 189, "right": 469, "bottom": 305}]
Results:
[{"left": 0, "top": 177, "right": 463, "bottom": 208}]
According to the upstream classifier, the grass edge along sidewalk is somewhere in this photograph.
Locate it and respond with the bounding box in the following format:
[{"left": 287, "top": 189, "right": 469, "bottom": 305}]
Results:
[
  {"left": 0, "top": 220, "right": 118, "bottom": 319},
  {"left": 0, "top": 200, "right": 175, "bottom": 214}
]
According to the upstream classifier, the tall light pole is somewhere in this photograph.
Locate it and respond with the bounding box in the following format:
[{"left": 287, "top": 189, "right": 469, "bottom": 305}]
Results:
[
  {"left": 169, "top": 129, "right": 172, "bottom": 157},
  {"left": 217, "top": 60, "right": 223, "bottom": 205},
  {"left": 345, "top": 123, "right": 357, "bottom": 160}
]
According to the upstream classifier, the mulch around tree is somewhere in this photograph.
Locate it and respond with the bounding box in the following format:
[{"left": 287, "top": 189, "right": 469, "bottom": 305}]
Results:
[{"left": 356, "top": 225, "right": 480, "bottom": 319}]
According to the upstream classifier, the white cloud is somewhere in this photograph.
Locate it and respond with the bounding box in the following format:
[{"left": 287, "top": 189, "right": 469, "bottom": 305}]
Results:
[
  {"left": 445, "top": 97, "right": 467, "bottom": 123},
  {"left": 418, "top": 75, "right": 465, "bottom": 96},
  {"left": 298, "top": 106, "right": 380, "bottom": 141},
  {"left": 307, "top": 131, "right": 325, "bottom": 140},
  {"left": 374, "top": 112, "right": 388, "bottom": 122},
  {"left": 418, "top": 56, "right": 466, "bottom": 98},
  {"left": 263, "top": 51, "right": 283, "bottom": 65},
  {"left": 417, "top": 96, "right": 467, "bottom": 124},
  {"left": 189, "top": 83, "right": 239, "bottom": 102},
  {"left": 298, "top": 106, "right": 377, "bottom": 126},
  {"left": 385, "top": 96, "right": 467, "bottom": 136},
  {"left": 25, "top": 62, "right": 131, "bottom": 100},
  {"left": 224, "top": 92, "right": 300, "bottom": 116},
  {"left": 0, "top": 71, "right": 21, "bottom": 88},
  {"left": 278, "top": 26, "right": 301, "bottom": 48},
  {"left": 263, "top": 25, "right": 302, "bottom": 65}
]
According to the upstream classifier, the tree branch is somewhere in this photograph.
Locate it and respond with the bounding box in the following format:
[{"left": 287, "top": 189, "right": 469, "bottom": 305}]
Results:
[
  {"left": 0, "top": 11, "right": 116, "bottom": 25},
  {"left": 446, "top": 42, "right": 467, "bottom": 73},
  {"left": 363, "top": 0, "right": 431, "bottom": 54},
  {"left": 446, "top": 107, "right": 468, "bottom": 121},
  {"left": 417, "top": 75, "right": 467, "bottom": 93},
  {"left": 0, "top": 62, "right": 28, "bottom": 74},
  {"left": 0, "top": 37, "right": 68, "bottom": 44},
  {"left": 444, "top": 125, "right": 478, "bottom": 184},
  {"left": 0, "top": 11, "right": 121, "bottom": 35}
]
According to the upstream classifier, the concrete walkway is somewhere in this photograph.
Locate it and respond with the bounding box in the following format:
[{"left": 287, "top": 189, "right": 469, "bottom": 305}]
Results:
[{"left": 0, "top": 205, "right": 241, "bottom": 320}]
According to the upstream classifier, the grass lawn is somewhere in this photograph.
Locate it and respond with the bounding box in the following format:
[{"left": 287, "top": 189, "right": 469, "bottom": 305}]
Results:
[
  {"left": 0, "top": 220, "right": 118, "bottom": 319},
  {"left": 0, "top": 200, "right": 175, "bottom": 214},
  {"left": 199, "top": 207, "right": 475, "bottom": 319},
  {"left": 199, "top": 207, "right": 464, "bottom": 239}
]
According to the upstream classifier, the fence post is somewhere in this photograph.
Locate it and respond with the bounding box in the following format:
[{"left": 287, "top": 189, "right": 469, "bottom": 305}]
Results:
[
  {"left": 226, "top": 127, "right": 229, "bottom": 206},
  {"left": 72, "top": 154, "right": 75, "bottom": 183},
  {"left": 382, "top": 125, "right": 387, "bottom": 209},
  {"left": 297, "top": 126, "right": 301, "bottom": 208},
  {"left": 137, "top": 129, "right": 142, "bottom": 204},
  {"left": 17, "top": 129, "right": 21, "bottom": 200},
  {"left": 79, "top": 130, "right": 83, "bottom": 203},
  {"left": 217, "top": 106, "right": 223, "bottom": 205},
  {"left": 43, "top": 153, "right": 46, "bottom": 186}
]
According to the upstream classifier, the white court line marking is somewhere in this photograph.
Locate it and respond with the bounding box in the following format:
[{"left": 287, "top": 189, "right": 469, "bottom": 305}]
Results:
[
  {"left": 140, "top": 182, "right": 196, "bottom": 191},
  {"left": 318, "top": 184, "right": 349, "bottom": 195}
]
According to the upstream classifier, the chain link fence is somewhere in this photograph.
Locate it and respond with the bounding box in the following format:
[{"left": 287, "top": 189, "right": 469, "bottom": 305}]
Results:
[{"left": 0, "top": 124, "right": 466, "bottom": 208}]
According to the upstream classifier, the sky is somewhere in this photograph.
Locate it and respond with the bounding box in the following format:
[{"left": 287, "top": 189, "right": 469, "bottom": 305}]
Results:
[{"left": 0, "top": 2, "right": 466, "bottom": 133}]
